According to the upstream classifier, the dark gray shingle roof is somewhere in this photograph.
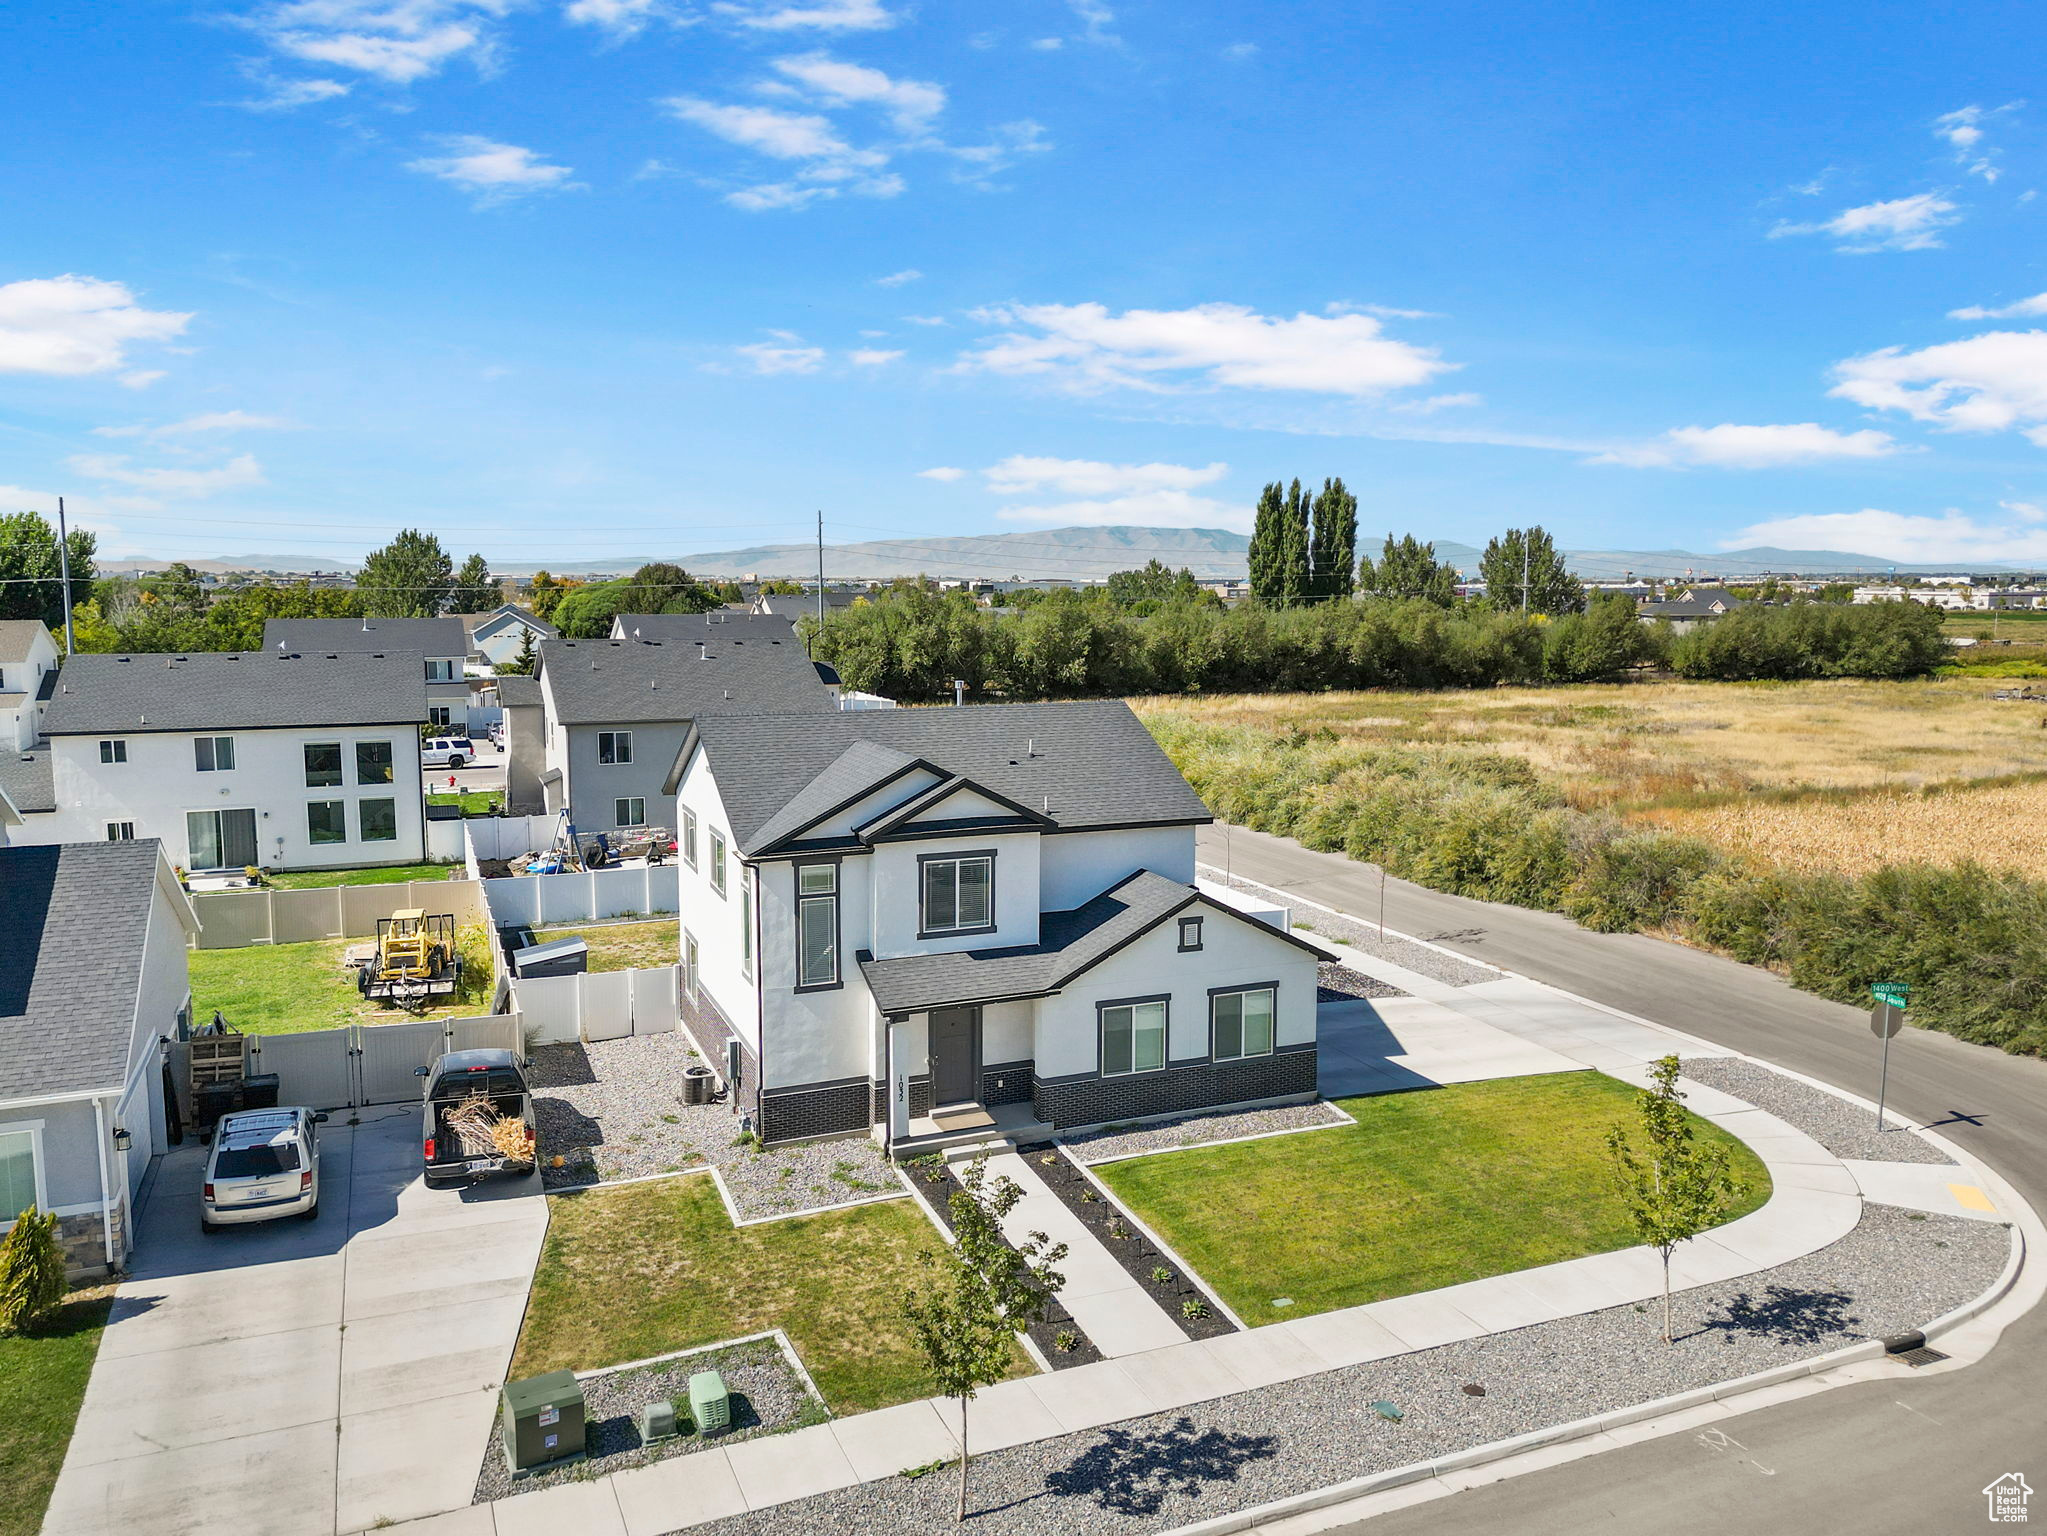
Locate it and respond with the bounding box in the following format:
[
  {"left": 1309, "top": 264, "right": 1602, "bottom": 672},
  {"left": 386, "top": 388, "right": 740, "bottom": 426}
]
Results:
[
  {"left": 0, "top": 746, "right": 54, "bottom": 813},
  {"left": 612, "top": 612, "right": 797, "bottom": 642},
  {"left": 538, "top": 636, "right": 837, "bottom": 727},
  {"left": 688, "top": 699, "right": 1213, "bottom": 856},
  {"left": 494, "top": 673, "right": 541, "bottom": 707},
  {"left": 42, "top": 651, "right": 431, "bottom": 735},
  {"left": 263, "top": 617, "right": 471, "bottom": 655},
  {"left": 0, "top": 841, "right": 174, "bottom": 1099}
]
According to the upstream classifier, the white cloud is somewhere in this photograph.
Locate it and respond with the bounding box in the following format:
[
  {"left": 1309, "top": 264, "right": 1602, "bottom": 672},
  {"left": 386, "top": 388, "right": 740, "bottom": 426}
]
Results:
[
  {"left": 564, "top": 0, "right": 674, "bottom": 35},
  {"left": 875, "top": 268, "right": 922, "bottom": 286},
  {"left": 237, "top": 0, "right": 507, "bottom": 85},
  {"left": 903, "top": 314, "right": 949, "bottom": 326},
  {"left": 1770, "top": 192, "right": 1960, "bottom": 253},
  {"left": 406, "top": 136, "right": 581, "bottom": 202},
  {"left": 1066, "top": 0, "right": 1115, "bottom": 42},
  {"left": 1592, "top": 422, "right": 1902, "bottom": 469},
  {"left": 714, "top": 0, "right": 896, "bottom": 30},
  {"left": 734, "top": 341, "right": 825, "bottom": 373},
  {"left": 240, "top": 72, "right": 352, "bottom": 110},
  {"left": 995, "top": 489, "right": 1240, "bottom": 530},
  {"left": 984, "top": 455, "right": 1229, "bottom": 497},
  {"left": 848, "top": 348, "right": 903, "bottom": 366},
  {"left": 118, "top": 371, "right": 167, "bottom": 390},
  {"left": 67, "top": 452, "right": 267, "bottom": 499},
  {"left": 666, "top": 96, "right": 900, "bottom": 208},
  {"left": 1934, "top": 104, "right": 2014, "bottom": 182},
  {"left": 941, "top": 119, "right": 1049, "bottom": 179},
  {"left": 960, "top": 301, "right": 1453, "bottom": 397},
  {"left": 1391, "top": 391, "right": 1482, "bottom": 415},
  {"left": 0, "top": 275, "right": 191, "bottom": 378},
  {"left": 769, "top": 53, "right": 943, "bottom": 131},
  {"left": 917, "top": 466, "right": 965, "bottom": 481},
  {"left": 1727, "top": 504, "right": 2047, "bottom": 564},
  {"left": 1949, "top": 292, "right": 2047, "bottom": 321},
  {"left": 1831, "top": 331, "right": 2047, "bottom": 441},
  {"left": 94, "top": 411, "right": 294, "bottom": 440}
]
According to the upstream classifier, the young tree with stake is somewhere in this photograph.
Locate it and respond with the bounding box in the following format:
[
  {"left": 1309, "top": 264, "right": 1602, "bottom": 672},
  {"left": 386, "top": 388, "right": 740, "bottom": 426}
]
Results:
[
  {"left": 901, "top": 1155, "right": 1066, "bottom": 1522},
  {"left": 1606, "top": 1054, "right": 1747, "bottom": 1344}
]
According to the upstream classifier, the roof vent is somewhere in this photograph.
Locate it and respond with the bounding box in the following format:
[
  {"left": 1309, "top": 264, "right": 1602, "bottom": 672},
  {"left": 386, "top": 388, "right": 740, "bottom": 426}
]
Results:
[
  {"left": 1042, "top": 796, "right": 1050, "bottom": 813},
  {"left": 1026, "top": 737, "right": 1037, "bottom": 758},
  {"left": 696, "top": 642, "right": 708, "bottom": 660},
  {"left": 723, "top": 689, "right": 731, "bottom": 699}
]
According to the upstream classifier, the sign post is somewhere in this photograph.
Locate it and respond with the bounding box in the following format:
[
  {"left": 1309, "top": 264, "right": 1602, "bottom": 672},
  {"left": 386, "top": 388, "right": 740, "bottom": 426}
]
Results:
[{"left": 1870, "top": 983, "right": 1908, "bottom": 1132}]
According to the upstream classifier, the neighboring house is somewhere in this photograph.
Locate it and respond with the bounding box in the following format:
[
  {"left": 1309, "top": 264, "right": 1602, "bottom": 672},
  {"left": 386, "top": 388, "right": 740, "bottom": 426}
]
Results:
[
  {"left": 750, "top": 591, "right": 861, "bottom": 622},
  {"left": 0, "top": 620, "right": 60, "bottom": 750},
  {"left": 661, "top": 700, "right": 1330, "bottom": 1150},
  {"left": 24, "top": 650, "right": 429, "bottom": 872},
  {"left": 263, "top": 617, "right": 477, "bottom": 729},
  {"left": 464, "top": 604, "right": 557, "bottom": 668},
  {"left": 534, "top": 634, "right": 839, "bottom": 837},
  {"left": 494, "top": 672, "right": 546, "bottom": 816},
  {"left": 0, "top": 840, "right": 198, "bottom": 1276},
  {"left": 608, "top": 611, "right": 801, "bottom": 642},
  {"left": 1639, "top": 588, "right": 1748, "bottom": 633}
]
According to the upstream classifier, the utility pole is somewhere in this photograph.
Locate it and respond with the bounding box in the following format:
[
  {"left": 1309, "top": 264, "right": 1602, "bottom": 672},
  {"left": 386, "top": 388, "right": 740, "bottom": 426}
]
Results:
[
  {"left": 1520, "top": 535, "right": 1530, "bottom": 615},
  {"left": 815, "top": 510, "right": 825, "bottom": 633},
  {"left": 56, "top": 496, "right": 76, "bottom": 655}
]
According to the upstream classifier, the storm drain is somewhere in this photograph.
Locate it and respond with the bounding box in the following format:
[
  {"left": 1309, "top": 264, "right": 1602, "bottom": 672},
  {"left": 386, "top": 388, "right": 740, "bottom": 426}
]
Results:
[{"left": 1882, "top": 1331, "right": 1950, "bottom": 1368}]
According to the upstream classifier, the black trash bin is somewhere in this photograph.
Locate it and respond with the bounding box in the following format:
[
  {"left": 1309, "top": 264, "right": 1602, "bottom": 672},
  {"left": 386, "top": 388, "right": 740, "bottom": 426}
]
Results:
[
  {"left": 195, "top": 1081, "right": 239, "bottom": 1135},
  {"left": 682, "top": 1065, "right": 714, "bottom": 1106},
  {"left": 241, "top": 1072, "right": 281, "bottom": 1110}
]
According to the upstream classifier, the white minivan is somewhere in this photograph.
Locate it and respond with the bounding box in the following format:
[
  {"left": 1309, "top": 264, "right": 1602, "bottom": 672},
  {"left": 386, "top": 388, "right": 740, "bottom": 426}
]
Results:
[
  {"left": 420, "top": 735, "right": 477, "bottom": 769},
  {"left": 201, "top": 1108, "right": 327, "bottom": 1231}
]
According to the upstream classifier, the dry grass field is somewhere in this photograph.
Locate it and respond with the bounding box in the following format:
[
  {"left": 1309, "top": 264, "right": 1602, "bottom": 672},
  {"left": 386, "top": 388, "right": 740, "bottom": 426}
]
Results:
[{"left": 1137, "top": 678, "right": 2047, "bottom": 878}]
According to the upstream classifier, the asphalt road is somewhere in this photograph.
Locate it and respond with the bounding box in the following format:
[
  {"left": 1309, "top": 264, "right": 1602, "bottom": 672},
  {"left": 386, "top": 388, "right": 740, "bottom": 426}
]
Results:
[{"left": 1197, "top": 823, "right": 2047, "bottom": 1536}]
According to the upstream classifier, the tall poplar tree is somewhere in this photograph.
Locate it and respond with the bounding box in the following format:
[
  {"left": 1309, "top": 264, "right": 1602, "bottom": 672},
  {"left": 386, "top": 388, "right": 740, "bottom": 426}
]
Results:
[
  {"left": 1247, "top": 481, "right": 1286, "bottom": 604},
  {"left": 1273, "top": 478, "right": 1311, "bottom": 606},
  {"left": 1308, "top": 477, "right": 1358, "bottom": 599},
  {"left": 1477, "top": 525, "right": 1585, "bottom": 616}
]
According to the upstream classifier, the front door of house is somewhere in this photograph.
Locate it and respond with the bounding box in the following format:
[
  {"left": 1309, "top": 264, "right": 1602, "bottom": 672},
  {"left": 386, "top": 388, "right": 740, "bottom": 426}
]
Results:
[{"left": 930, "top": 1006, "right": 979, "bottom": 1108}]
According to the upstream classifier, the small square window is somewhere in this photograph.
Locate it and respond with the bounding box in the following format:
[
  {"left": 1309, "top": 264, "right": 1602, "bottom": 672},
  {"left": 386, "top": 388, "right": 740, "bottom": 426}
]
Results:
[
  {"left": 616, "top": 797, "right": 646, "bottom": 827},
  {"left": 99, "top": 739, "right": 127, "bottom": 764},
  {"left": 598, "top": 731, "right": 634, "bottom": 765},
  {"left": 106, "top": 822, "right": 135, "bottom": 841},
  {"left": 1178, "top": 916, "right": 1204, "bottom": 951},
  {"left": 194, "top": 736, "right": 235, "bottom": 772}
]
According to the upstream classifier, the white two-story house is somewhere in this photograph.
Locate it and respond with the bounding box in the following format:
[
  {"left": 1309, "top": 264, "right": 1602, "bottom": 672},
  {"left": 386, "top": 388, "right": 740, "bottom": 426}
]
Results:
[
  {"left": 28, "top": 650, "right": 430, "bottom": 873},
  {"left": 0, "top": 620, "right": 60, "bottom": 750},
  {"left": 264, "top": 617, "right": 477, "bottom": 731},
  {"left": 662, "top": 700, "right": 1330, "bottom": 1150}
]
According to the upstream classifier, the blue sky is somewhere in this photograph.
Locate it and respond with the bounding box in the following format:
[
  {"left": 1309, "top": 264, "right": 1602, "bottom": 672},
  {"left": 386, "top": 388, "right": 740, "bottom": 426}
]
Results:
[{"left": 4, "top": 0, "right": 2047, "bottom": 575}]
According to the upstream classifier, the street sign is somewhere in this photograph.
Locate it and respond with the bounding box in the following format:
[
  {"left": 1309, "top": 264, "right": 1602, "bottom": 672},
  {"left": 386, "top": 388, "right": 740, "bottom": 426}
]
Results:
[
  {"left": 1871, "top": 1002, "right": 1905, "bottom": 1039},
  {"left": 1872, "top": 982, "right": 1909, "bottom": 1008},
  {"left": 1869, "top": 988, "right": 1908, "bottom": 1132}
]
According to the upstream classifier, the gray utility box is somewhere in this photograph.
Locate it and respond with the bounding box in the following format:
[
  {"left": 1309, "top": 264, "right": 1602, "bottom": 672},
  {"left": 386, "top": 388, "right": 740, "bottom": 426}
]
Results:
[
  {"left": 503, "top": 1371, "right": 587, "bottom": 1473},
  {"left": 637, "top": 1398, "right": 683, "bottom": 1443},
  {"left": 513, "top": 937, "right": 589, "bottom": 979}
]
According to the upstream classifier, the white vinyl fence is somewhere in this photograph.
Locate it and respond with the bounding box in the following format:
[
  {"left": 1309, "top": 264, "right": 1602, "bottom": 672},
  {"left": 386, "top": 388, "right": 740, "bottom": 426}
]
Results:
[
  {"left": 190, "top": 878, "right": 487, "bottom": 950},
  {"left": 175, "top": 1014, "right": 526, "bottom": 1114},
  {"left": 479, "top": 864, "right": 679, "bottom": 927},
  {"left": 465, "top": 814, "right": 562, "bottom": 863},
  {"left": 517, "top": 967, "right": 680, "bottom": 1046}
]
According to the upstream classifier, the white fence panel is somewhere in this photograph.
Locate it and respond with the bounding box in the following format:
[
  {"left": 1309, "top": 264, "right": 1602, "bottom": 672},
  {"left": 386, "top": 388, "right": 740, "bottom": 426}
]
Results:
[
  {"left": 629, "top": 966, "right": 680, "bottom": 1036},
  {"left": 249, "top": 1030, "right": 357, "bottom": 1112},
  {"left": 191, "top": 877, "right": 483, "bottom": 949},
  {"left": 426, "top": 818, "right": 466, "bottom": 863},
  {"left": 358, "top": 1019, "right": 448, "bottom": 1105},
  {"left": 579, "top": 970, "right": 635, "bottom": 1042},
  {"left": 519, "top": 974, "right": 582, "bottom": 1046},
  {"left": 465, "top": 814, "right": 559, "bottom": 863},
  {"left": 191, "top": 892, "right": 274, "bottom": 949},
  {"left": 447, "top": 1014, "right": 524, "bottom": 1057}
]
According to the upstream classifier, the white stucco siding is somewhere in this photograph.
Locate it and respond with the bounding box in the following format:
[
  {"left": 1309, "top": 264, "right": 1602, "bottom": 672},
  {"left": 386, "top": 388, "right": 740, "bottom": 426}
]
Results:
[
  {"left": 755, "top": 854, "right": 875, "bottom": 1090},
  {"left": 869, "top": 830, "right": 1041, "bottom": 958},
  {"left": 1039, "top": 825, "right": 1197, "bottom": 910},
  {"left": 1032, "top": 903, "right": 1318, "bottom": 1079},
  {"left": 981, "top": 1000, "right": 1034, "bottom": 1065},
  {"left": 673, "top": 746, "right": 760, "bottom": 1055},
  {"left": 42, "top": 727, "right": 426, "bottom": 870}
]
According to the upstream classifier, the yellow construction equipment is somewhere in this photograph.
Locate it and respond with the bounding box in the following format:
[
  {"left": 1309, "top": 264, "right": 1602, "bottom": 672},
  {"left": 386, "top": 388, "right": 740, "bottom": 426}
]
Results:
[{"left": 359, "top": 910, "right": 462, "bottom": 1009}]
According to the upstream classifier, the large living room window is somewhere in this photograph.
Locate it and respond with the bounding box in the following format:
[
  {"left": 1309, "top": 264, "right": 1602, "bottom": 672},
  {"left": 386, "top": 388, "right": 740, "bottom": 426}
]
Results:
[
  {"left": 307, "top": 800, "right": 347, "bottom": 845},
  {"left": 359, "top": 798, "right": 398, "bottom": 842},
  {"left": 1211, "top": 986, "right": 1276, "bottom": 1062},
  {"left": 1100, "top": 998, "right": 1167, "bottom": 1077},
  {"left": 795, "top": 862, "right": 839, "bottom": 989},
  {"left": 919, "top": 851, "right": 994, "bottom": 937}
]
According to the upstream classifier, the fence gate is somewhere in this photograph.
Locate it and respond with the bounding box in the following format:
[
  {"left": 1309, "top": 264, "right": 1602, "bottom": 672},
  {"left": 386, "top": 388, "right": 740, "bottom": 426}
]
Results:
[
  {"left": 356, "top": 1018, "right": 451, "bottom": 1106},
  {"left": 249, "top": 1031, "right": 357, "bottom": 1114}
]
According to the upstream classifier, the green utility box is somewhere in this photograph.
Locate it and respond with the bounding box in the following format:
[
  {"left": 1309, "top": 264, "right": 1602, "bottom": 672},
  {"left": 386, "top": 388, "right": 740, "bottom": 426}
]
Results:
[
  {"left": 502, "top": 1370, "right": 587, "bottom": 1473},
  {"left": 688, "top": 1370, "right": 730, "bottom": 1434}
]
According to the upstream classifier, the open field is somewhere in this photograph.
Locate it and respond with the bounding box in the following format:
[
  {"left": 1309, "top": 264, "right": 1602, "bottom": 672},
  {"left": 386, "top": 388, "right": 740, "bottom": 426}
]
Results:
[
  {"left": 0, "top": 1289, "right": 111, "bottom": 1536},
  {"left": 531, "top": 919, "right": 680, "bottom": 972},
  {"left": 514, "top": 1176, "right": 1023, "bottom": 1414},
  {"left": 1096, "top": 1073, "right": 1769, "bottom": 1324},
  {"left": 186, "top": 927, "right": 495, "bottom": 1033}
]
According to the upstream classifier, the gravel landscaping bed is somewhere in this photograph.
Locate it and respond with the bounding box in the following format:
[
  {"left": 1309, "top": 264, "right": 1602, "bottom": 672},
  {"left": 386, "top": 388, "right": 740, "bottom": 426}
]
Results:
[
  {"left": 906, "top": 1156, "right": 1106, "bottom": 1370},
  {"left": 1201, "top": 869, "right": 1497, "bottom": 987},
  {"left": 475, "top": 1338, "right": 823, "bottom": 1504},
  {"left": 677, "top": 1204, "right": 2009, "bottom": 1536},
  {"left": 1318, "top": 961, "right": 1406, "bottom": 1001},
  {"left": 1058, "top": 1102, "right": 1351, "bottom": 1166},
  {"left": 1020, "top": 1144, "right": 1237, "bottom": 1342},
  {"left": 1681, "top": 1056, "right": 1956, "bottom": 1165},
  {"left": 530, "top": 1034, "right": 902, "bottom": 1218}
]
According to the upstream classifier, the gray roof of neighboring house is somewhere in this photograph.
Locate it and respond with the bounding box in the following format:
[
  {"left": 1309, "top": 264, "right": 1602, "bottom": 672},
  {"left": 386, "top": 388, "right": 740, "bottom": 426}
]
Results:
[
  {"left": 469, "top": 605, "right": 556, "bottom": 640},
  {"left": 0, "top": 840, "right": 182, "bottom": 1100},
  {"left": 263, "top": 616, "right": 471, "bottom": 656},
  {"left": 537, "top": 635, "right": 837, "bottom": 727},
  {"left": 1642, "top": 597, "right": 1745, "bottom": 619},
  {"left": 681, "top": 699, "right": 1213, "bottom": 856},
  {"left": 756, "top": 593, "right": 856, "bottom": 619},
  {"left": 42, "top": 651, "right": 431, "bottom": 735},
  {"left": 0, "top": 746, "right": 54, "bottom": 813},
  {"left": 0, "top": 620, "right": 53, "bottom": 663},
  {"left": 859, "top": 870, "right": 1327, "bottom": 1014},
  {"left": 494, "top": 673, "right": 541, "bottom": 708},
  {"left": 611, "top": 612, "right": 798, "bottom": 642}
]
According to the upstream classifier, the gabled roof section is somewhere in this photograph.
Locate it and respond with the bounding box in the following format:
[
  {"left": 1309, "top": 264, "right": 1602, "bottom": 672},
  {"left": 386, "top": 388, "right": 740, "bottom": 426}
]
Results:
[
  {"left": 746, "top": 739, "right": 925, "bottom": 851},
  {"left": 263, "top": 616, "right": 470, "bottom": 656},
  {"left": 682, "top": 700, "right": 1212, "bottom": 857},
  {"left": 0, "top": 746, "right": 53, "bottom": 813},
  {"left": 469, "top": 605, "right": 556, "bottom": 640},
  {"left": 0, "top": 620, "right": 54, "bottom": 664},
  {"left": 536, "top": 634, "right": 838, "bottom": 726},
  {"left": 42, "top": 651, "right": 431, "bottom": 735},
  {"left": 853, "top": 774, "right": 1055, "bottom": 845}
]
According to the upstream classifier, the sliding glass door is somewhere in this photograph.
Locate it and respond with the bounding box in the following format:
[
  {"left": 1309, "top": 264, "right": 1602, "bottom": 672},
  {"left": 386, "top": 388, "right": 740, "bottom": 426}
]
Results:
[{"left": 186, "top": 807, "right": 258, "bottom": 869}]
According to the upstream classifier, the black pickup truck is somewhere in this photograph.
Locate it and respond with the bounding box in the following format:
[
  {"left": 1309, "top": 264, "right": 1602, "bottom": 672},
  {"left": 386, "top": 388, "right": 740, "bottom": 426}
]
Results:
[{"left": 419, "top": 1048, "right": 538, "bottom": 1188}]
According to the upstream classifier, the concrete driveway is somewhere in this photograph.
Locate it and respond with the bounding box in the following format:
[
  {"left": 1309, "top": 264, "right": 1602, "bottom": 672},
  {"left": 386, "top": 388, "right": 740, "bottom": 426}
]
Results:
[{"left": 44, "top": 1105, "right": 547, "bottom": 1536}]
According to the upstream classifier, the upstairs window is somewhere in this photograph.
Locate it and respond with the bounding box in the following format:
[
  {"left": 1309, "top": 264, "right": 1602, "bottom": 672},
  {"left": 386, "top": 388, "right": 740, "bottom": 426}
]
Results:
[
  {"left": 681, "top": 807, "right": 699, "bottom": 869},
  {"left": 99, "top": 739, "right": 127, "bottom": 764},
  {"left": 194, "top": 736, "right": 235, "bottom": 773},
  {"left": 795, "top": 862, "right": 839, "bottom": 989},
  {"left": 920, "top": 852, "right": 994, "bottom": 936},
  {"left": 739, "top": 873, "right": 754, "bottom": 980},
  {"left": 106, "top": 822, "right": 135, "bottom": 841},
  {"left": 597, "top": 731, "right": 633, "bottom": 765},
  {"left": 304, "top": 742, "right": 342, "bottom": 788},
  {"left": 425, "top": 659, "right": 457, "bottom": 682},
  {"left": 709, "top": 829, "right": 727, "bottom": 897},
  {"left": 356, "top": 740, "right": 394, "bottom": 785}
]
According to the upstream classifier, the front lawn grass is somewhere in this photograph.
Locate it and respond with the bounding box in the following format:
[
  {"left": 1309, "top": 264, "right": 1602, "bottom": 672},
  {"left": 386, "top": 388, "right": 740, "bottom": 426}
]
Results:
[
  {"left": 426, "top": 790, "right": 505, "bottom": 815},
  {"left": 265, "top": 862, "right": 454, "bottom": 890},
  {"left": 0, "top": 1288, "right": 112, "bottom": 1536},
  {"left": 186, "top": 927, "right": 494, "bottom": 1034},
  {"left": 1096, "top": 1072, "right": 1771, "bottom": 1324},
  {"left": 530, "top": 919, "right": 679, "bottom": 972},
  {"left": 514, "top": 1176, "right": 1021, "bottom": 1414}
]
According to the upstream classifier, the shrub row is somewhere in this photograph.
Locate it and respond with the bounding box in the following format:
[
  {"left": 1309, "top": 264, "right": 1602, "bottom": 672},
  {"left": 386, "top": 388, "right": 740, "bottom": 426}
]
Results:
[{"left": 1145, "top": 712, "right": 2047, "bottom": 1058}]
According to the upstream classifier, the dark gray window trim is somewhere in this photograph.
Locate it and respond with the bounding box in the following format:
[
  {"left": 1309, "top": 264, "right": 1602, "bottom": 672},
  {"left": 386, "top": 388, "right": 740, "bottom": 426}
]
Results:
[
  {"left": 916, "top": 847, "right": 998, "bottom": 939},
  {"left": 1178, "top": 915, "right": 1204, "bottom": 952},
  {"left": 1097, "top": 992, "right": 1171, "bottom": 1078},
  {"left": 1209, "top": 980, "right": 1280, "bottom": 1063},
  {"left": 793, "top": 855, "right": 843, "bottom": 993}
]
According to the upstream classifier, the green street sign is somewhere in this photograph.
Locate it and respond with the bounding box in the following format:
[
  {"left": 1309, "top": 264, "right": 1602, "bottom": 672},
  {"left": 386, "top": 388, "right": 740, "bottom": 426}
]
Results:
[{"left": 1871, "top": 983, "right": 1909, "bottom": 1009}]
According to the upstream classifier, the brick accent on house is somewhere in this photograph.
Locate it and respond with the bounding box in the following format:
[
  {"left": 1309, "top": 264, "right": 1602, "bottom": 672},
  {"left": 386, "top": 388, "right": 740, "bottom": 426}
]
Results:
[
  {"left": 981, "top": 1059, "right": 1034, "bottom": 1106},
  {"left": 1032, "top": 1045, "right": 1316, "bottom": 1130},
  {"left": 55, "top": 1208, "right": 124, "bottom": 1279},
  {"left": 760, "top": 1078, "right": 871, "bottom": 1145},
  {"left": 868, "top": 1072, "right": 934, "bottom": 1127},
  {"left": 677, "top": 982, "right": 759, "bottom": 1122}
]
